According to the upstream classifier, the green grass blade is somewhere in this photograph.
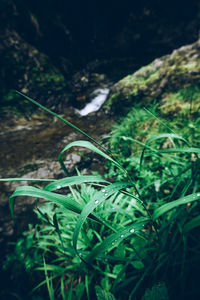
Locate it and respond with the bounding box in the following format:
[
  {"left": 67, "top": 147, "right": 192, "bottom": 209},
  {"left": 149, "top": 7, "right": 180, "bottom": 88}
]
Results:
[
  {"left": 143, "top": 107, "right": 176, "bottom": 134},
  {"left": 0, "top": 178, "right": 55, "bottom": 182},
  {"left": 44, "top": 175, "right": 109, "bottom": 191},
  {"left": 53, "top": 213, "right": 65, "bottom": 253},
  {"left": 96, "top": 208, "right": 135, "bottom": 220},
  {"left": 157, "top": 147, "right": 200, "bottom": 154},
  {"left": 43, "top": 256, "right": 55, "bottom": 300},
  {"left": 9, "top": 186, "right": 83, "bottom": 217},
  {"left": 184, "top": 215, "right": 200, "bottom": 232},
  {"left": 58, "top": 140, "right": 124, "bottom": 174},
  {"left": 61, "top": 276, "right": 66, "bottom": 300},
  {"left": 152, "top": 192, "right": 200, "bottom": 220},
  {"left": 9, "top": 185, "right": 117, "bottom": 228},
  {"left": 144, "top": 133, "right": 188, "bottom": 145},
  {"left": 83, "top": 221, "right": 148, "bottom": 264}
]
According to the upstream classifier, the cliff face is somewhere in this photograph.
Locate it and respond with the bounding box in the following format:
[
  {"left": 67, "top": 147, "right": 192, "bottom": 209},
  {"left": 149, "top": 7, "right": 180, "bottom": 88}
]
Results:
[{"left": 108, "top": 40, "right": 200, "bottom": 115}]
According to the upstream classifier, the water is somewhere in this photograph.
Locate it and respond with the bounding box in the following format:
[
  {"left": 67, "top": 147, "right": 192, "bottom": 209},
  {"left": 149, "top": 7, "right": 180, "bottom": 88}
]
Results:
[{"left": 76, "top": 87, "right": 110, "bottom": 116}]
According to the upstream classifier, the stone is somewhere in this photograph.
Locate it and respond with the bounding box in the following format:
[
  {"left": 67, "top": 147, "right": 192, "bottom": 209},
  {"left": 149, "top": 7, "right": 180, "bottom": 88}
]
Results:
[{"left": 107, "top": 39, "right": 200, "bottom": 113}]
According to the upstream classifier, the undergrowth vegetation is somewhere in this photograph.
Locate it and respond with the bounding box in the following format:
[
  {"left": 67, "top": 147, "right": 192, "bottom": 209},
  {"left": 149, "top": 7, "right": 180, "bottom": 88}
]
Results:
[{"left": 1, "top": 91, "right": 200, "bottom": 300}]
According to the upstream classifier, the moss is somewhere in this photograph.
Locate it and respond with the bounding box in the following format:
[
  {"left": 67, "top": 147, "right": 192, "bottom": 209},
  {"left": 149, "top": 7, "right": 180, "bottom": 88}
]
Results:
[
  {"left": 160, "top": 85, "right": 200, "bottom": 117},
  {"left": 104, "top": 93, "right": 120, "bottom": 108},
  {"left": 32, "top": 70, "right": 66, "bottom": 90},
  {"left": 183, "top": 61, "right": 198, "bottom": 70},
  {"left": 0, "top": 90, "right": 35, "bottom": 116},
  {"left": 110, "top": 60, "right": 161, "bottom": 105},
  {"left": 3, "top": 90, "right": 20, "bottom": 103},
  {"left": 119, "top": 63, "right": 159, "bottom": 89}
]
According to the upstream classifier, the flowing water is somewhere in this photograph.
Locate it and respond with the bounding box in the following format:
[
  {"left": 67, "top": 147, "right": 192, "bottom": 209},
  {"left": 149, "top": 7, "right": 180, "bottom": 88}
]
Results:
[{"left": 76, "top": 87, "right": 110, "bottom": 116}]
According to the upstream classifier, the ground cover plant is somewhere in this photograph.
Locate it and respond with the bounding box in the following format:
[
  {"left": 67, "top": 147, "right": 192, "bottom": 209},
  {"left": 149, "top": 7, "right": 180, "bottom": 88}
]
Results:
[{"left": 1, "top": 92, "right": 200, "bottom": 300}]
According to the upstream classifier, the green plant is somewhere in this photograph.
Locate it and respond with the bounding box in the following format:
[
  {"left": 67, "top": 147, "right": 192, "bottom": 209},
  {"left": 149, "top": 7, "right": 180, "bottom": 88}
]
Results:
[{"left": 1, "top": 92, "right": 200, "bottom": 299}]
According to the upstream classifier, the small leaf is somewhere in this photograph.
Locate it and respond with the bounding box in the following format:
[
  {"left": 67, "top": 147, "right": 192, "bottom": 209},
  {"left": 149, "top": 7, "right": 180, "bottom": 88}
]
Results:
[
  {"left": 142, "top": 282, "right": 169, "bottom": 300},
  {"left": 83, "top": 220, "right": 148, "bottom": 264},
  {"left": 95, "top": 285, "right": 116, "bottom": 300},
  {"left": 132, "top": 260, "right": 144, "bottom": 269},
  {"left": 113, "top": 264, "right": 124, "bottom": 275}
]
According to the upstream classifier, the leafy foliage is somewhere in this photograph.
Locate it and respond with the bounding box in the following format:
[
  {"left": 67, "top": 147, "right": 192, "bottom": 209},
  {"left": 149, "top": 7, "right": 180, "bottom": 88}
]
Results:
[{"left": 2, "top": 93, "right": 200, "bottom": 299}]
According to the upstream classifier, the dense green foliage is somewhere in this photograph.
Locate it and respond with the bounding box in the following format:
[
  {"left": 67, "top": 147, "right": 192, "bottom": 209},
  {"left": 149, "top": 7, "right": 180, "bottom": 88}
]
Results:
[{"left": 2, "top": 93, "right": 200, "bottom": 300}]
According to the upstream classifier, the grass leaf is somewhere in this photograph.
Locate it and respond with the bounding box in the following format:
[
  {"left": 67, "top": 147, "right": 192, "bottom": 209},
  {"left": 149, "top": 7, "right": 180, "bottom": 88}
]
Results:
[
  {"left": 83, "top": 220, "right": 148, "bottom": 264},
  {"left": 58, "top": 140, "right": 124, "bottom": 175},
  {"left": 183, "top": 215, "right": 200, "bottom": 232},
  {"left": 140, "top": 133, "right": 189, "bottom": 169},
  {"left": 153, "top": 192, "right": 200, "bottom": 220},
  {"left": 9, "top": 186, "right": 83, "bottom": 217},
  {"left": 44, "top": 175, "right": 109, "bottom": 191}
]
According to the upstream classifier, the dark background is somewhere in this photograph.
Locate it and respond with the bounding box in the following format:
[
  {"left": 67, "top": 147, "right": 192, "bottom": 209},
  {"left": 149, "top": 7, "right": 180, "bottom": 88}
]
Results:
[
  {"left": 1, "top": 0, "right": 199, "bottom": 62},
  {"left": 0, "top": 0, "right": 200, "bottom": 109}
]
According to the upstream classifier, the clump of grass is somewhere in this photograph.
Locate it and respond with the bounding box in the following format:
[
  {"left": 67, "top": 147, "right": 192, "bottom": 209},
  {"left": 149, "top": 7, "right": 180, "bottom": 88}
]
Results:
[{"left": 1, "top": 92, "right": 200, "bottom": 300}]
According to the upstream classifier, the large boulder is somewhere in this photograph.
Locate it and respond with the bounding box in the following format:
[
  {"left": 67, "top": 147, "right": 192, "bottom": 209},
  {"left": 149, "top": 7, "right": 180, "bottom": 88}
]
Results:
[{"left": 107, "top": 40, "right": 200, "bottom": 114}]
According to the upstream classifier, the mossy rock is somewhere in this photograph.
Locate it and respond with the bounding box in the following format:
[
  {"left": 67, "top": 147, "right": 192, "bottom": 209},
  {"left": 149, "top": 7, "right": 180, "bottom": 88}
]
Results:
[{"left": 107, "top": 40, "right": 200, "bottom": 113}]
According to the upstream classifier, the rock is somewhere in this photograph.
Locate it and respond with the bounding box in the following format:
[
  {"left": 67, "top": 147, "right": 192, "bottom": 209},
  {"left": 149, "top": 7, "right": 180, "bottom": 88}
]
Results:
[
  {"left": 107, "top": 39, "right": 200, "bottom": 114},
  {"left": 0, "top": 156, "right": 81, "bottom": 245}
]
